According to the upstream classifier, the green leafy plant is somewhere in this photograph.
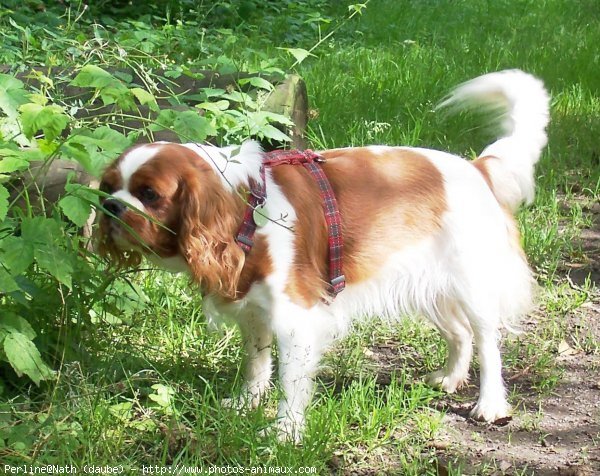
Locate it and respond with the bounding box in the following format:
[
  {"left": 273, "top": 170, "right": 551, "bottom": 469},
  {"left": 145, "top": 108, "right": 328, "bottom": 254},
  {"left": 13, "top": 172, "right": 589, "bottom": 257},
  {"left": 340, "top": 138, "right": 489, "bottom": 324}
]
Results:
[{"left": 0, "top": 55, "right": 299, "bottom": 390}]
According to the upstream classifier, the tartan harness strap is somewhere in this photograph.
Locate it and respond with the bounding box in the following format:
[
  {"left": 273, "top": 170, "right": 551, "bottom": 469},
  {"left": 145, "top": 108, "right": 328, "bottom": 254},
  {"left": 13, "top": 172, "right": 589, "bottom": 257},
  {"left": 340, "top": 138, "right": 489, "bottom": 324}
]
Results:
[{"left": 235, "top": 149, "right": 346, "bottom": 300}]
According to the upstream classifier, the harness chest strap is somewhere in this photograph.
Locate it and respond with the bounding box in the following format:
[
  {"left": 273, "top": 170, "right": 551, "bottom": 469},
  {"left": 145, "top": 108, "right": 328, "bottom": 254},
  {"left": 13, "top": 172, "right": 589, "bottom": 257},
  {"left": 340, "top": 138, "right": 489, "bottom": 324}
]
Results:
[{"left": 235, "top": 149, "right": 346, "bottom": 299}]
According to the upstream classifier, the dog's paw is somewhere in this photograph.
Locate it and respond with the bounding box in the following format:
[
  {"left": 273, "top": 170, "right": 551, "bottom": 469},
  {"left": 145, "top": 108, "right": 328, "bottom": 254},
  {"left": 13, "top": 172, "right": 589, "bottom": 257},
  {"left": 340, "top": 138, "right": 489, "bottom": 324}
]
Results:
[
  {"left": 276, "top": 417, "right": 303, "bottom": 444},
  {"left": 257, "top": 417, "right": 303, "bottom": 444},
  {"left": 221, "top": 394, "right": 258, "bottom": 413},
  {"left": 470, "top": 397, "right": 511, "bottom": 423},
  {"left": 220, "top": 397, "right": 247, "bottom": 413},
  {"left": 425, "top": 369, "right": 467, "bottom": 394}
]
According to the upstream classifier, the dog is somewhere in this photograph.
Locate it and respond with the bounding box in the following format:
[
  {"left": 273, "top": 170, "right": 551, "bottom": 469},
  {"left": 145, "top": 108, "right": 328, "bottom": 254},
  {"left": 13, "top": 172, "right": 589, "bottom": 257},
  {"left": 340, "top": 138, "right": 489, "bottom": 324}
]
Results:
[{"left": 98, "top": 70, "right": 549, "bottom": 442}]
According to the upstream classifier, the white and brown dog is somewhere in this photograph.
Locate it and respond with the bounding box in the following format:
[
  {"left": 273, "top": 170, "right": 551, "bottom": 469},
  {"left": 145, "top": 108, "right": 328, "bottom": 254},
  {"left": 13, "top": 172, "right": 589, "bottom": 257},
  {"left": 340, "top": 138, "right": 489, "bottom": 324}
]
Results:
[{"left": 98, "top": 70, "right": 549, "bottom": 441}]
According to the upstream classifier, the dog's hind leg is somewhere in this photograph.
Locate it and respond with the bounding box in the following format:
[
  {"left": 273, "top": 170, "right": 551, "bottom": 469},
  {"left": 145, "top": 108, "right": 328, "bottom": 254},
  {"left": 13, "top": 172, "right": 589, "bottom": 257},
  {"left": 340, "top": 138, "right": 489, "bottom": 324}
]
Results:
[
  {"left": 469, "top": 320, "right": 510, "bottom": 422},
  {"left": 426, "top": 302, "right": 473, "bottom": 393}
]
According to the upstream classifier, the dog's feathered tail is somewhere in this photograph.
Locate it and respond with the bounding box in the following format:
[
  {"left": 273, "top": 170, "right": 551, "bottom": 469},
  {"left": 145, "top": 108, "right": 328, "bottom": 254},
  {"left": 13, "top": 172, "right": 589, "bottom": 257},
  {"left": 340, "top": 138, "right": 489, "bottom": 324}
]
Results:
[{"left": 439, "top": 69, "right": 550, "bottom": 211}]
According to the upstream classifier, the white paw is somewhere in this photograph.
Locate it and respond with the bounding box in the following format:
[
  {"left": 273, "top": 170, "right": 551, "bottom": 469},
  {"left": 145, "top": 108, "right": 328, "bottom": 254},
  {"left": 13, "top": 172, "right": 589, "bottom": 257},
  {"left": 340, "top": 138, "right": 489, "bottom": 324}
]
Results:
[
  {"left": 425, "top": 369, "right": 467, "bottom": 393},
  {"left": 220, "top": 397, "right": 247, "bottom": 413},
  {"left": 470, "top": 397, "right": 511, "bottom": 422},
  {"left": 220, "top": 393, "right": 258, "bottom": 413},
  {"left": 257, "top": 419, "right": 303, "bottom": 444},
  {"left": 275, "top": 417, "right": 303, "bottom": 444}
]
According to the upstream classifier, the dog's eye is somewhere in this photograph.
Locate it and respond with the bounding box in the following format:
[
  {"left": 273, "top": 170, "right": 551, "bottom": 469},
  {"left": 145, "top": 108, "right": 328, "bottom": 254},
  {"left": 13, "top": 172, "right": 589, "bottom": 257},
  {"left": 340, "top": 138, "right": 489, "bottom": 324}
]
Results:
[{"left": 139, "top": 186, "right": 159, "bottom": 204}]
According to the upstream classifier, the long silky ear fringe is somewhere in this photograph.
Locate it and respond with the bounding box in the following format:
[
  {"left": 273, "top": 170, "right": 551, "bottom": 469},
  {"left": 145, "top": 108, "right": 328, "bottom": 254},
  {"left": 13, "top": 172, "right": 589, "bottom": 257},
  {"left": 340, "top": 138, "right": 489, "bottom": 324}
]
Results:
[
  {"left": 180, "top": 225, "right": 245, "bottom": 300},
  {"left": 177, "top": 174, "right": 245, "bottom": 300}
]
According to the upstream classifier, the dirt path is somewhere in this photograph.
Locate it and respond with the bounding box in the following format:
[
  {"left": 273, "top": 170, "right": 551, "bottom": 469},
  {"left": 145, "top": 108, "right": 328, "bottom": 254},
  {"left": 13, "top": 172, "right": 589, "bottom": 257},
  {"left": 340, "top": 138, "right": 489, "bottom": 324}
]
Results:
[
  {"left": 434, "top": 317, "right": 600, "bottom": 475},
  {"left": 432, "top": 200, "right": 600, "bottom": 475}
]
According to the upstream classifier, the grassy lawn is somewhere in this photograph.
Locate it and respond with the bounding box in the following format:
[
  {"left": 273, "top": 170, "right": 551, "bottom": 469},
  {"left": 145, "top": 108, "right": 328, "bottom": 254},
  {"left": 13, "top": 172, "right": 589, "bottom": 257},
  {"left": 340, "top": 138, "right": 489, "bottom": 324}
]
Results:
[{"left": 1, "top": 0, "right": 598, "bottom": 474}]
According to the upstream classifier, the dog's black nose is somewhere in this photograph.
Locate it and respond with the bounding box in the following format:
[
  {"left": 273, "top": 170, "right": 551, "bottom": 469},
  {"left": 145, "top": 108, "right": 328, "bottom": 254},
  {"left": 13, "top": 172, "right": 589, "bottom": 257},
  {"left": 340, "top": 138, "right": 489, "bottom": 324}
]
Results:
[{"left": 103, "top": 198, "right": 126, "bottom": 217}]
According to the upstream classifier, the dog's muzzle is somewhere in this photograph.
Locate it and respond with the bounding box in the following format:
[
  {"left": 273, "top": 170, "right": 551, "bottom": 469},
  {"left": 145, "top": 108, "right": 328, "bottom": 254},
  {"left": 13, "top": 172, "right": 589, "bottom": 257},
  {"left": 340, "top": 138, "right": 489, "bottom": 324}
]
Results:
[{"left": 103, "top": 198, "right": 126, "bottom": 218}]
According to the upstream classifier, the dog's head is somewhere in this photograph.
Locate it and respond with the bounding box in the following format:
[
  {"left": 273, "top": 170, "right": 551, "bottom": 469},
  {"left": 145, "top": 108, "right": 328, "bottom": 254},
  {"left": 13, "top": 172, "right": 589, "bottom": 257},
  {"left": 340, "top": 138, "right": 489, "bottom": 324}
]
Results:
[{"left": 98, "top": 143, "right": 246, "bottom": 298}]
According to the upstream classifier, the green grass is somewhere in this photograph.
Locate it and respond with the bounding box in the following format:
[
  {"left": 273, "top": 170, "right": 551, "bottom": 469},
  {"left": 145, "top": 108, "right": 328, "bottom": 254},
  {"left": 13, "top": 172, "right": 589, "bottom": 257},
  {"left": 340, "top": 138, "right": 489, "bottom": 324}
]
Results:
[{"left": 1, "top": 0, "right": 599, "bottom": 473}]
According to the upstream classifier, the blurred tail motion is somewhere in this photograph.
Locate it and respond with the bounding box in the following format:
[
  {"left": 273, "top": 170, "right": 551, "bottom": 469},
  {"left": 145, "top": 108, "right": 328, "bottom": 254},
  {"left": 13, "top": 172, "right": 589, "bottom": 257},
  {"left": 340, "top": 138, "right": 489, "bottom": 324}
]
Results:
[{"left": 439, "top": 69, "right": 550, "bottom": 211}]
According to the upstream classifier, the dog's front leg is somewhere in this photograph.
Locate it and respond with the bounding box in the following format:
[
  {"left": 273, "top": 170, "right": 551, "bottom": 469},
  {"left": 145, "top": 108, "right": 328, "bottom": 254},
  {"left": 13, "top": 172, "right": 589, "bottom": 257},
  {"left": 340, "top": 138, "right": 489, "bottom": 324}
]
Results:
[
  {"left": 240, "top": 313, "right": 274, "bottom": 408},
  {"left": 273, "top": 304, "right": 335, "bottom": 443},
  {"left": 223, "top": 312, "right": 273, "bottom": 411}
]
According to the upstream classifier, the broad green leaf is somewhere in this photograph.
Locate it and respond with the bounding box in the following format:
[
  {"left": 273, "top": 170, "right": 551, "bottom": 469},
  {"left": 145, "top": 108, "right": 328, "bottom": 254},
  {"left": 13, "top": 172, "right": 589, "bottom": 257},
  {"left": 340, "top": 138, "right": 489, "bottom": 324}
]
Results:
[
  {"left": 34, "top": 244, "right": 73, "bottom": 289},
  {"left": 238, "top": 77, "right": 274, "bottom": 91},
  {"left": 151, "top": 109, "right": 178, "bottom": 131},
  {"left": 196, "top": 100, "right": 230, "bottom": 113},
  {"left": 63, "top": 127, "right": 131, "bottom": 176},
  {"left": 0, "top": 184, "right": 7, "bottom": 222},
  {"left": 149, "top": 384, "right": 175, "bottom": 408},
  {"left": 130, "top": 88, "right": 159, "bottom": 111},
  {"left": 20, "top": 147, "right": 45, "bottom": 162},
  {"left": 59, "top": 195, "right": 92, "bottom": 227},
  {"left": 181, "top": 68, "right": 205, "bottom": 80},
  {"left": 70, "top": 65, "right": 119, "bottom": 89},
  {"left": 21, "top": 216, "right": 62, "bottom": 245},
  {"left": 172, "top": 111, "right": 217, "bottom": 142},
  {"left": 61, "top": 143, "right": 93, "bottom": 173},
  {"left": 109, "top": 402, "right": 133, "bottom": 421},
  {"left": 201, "top": 88, "right": 226, "bottom": 98},
  {"left": 113, "top": 71, "right": 133, "bottom": 84},
  {"left": 0, "top": 236, "right": 34, "bottom": 275},
  {"left": 258, "top": 124, "right": 291, "bottom": 143},
  {"left": 99, "top": 87, "right": 135, "bottom": 110},
  {"left": 0, "top": 268, "right": 19, "bottom": 293},
  {"left": 164, "top": 69, "right": 182, "bottom": 79},
  {"left": 69, "top": 126, "right": 131, "bottom": 153},
  {"left": 278, "top": 47, "right": 315, "bottom": 65},
  {"left": 0, "top": 156, "right": 29, "bottom": 173},
  {"left": 27, "top": 93, "right": 48, "bottom": 106},
  {"left": 3, "top": 331, "right": 54, "bottom": 385},
  {"left": 0, "top": 74, "right": 29, "bottom": 118},
  {"left": 0, "top": 313, "right": 36, "bottom": 340},
  {"left": 221, "top": 90, "right": 254, "bottom": 104},
  {"left": 19, "top": 103, "right": 69, "bottom": 141},
  {"left": 91, "top": 126, "right": 132, "bottom": 152},
  {"left": 253, "top": 110, "right": 295, "bottom": 126}
]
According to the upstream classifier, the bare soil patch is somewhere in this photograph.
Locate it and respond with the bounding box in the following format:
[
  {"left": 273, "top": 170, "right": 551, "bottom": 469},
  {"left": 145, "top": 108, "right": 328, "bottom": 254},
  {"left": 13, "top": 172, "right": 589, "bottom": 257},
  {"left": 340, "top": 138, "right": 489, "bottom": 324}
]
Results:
[{"left": 432, "top": 198, "right": 600, "bottom": 475}]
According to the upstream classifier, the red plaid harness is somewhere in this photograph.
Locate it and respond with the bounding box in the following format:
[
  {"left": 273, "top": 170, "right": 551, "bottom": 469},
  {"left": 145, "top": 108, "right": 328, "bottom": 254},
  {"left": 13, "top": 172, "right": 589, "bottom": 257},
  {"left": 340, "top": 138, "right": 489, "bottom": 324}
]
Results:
[{"left": 235, "top": 149, "right": 346, "bottom": 300}]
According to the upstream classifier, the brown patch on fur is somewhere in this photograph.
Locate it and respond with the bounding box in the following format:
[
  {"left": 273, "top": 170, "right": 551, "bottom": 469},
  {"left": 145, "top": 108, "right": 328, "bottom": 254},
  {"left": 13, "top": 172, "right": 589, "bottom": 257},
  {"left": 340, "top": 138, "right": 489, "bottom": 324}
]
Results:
[
  {"left": 472, "top": 155, "right": 498, "bottom": 192},
  {"left": 274, "top": 147, "right": 447, "bottom": 307},
  {"left": 473, "top": 156, "right": 527, "bottom": 259},
  {"left": 271, "top": 165, "right": 329, "bottom": 305},
  {"left": 235, "top": 234, "right": 273, "bottom": 298}
]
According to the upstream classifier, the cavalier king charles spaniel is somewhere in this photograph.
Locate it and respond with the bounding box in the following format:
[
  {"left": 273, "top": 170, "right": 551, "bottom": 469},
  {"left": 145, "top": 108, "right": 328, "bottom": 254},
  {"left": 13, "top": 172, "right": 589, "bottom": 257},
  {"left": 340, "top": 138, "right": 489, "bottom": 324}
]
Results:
[{"left": 98, "top": 70, "right": 549, "bottom": 441}]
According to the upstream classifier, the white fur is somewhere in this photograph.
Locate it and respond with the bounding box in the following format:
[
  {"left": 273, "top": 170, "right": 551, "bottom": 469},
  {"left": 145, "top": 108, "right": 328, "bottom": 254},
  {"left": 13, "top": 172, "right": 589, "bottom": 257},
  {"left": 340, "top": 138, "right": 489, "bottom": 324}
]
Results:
[
  {"left": 119, "top": 144, "right": 161, "bottom": 189},
  {"left": 439, "top": 69, "right": 550, "bottom": 210},
  {"left": 183, "top": 141, "right": 265, "bottom": 190},
  {"left": 112, "top": 190, "right": 144, "bottom": 212}
]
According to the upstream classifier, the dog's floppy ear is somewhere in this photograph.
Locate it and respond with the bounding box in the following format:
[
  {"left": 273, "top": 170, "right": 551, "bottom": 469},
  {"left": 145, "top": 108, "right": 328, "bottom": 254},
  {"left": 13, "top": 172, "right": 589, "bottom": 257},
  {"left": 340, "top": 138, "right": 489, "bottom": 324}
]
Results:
[{"left": 177, "top": 173, "right": 245, "bottom": 299}]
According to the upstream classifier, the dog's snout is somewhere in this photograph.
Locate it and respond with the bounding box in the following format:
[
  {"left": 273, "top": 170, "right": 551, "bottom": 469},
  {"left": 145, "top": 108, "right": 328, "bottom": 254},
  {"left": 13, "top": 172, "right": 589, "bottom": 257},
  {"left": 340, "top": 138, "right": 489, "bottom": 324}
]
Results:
[{"left": 103, "top": 198, "right": 126, "bottom": 217}]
